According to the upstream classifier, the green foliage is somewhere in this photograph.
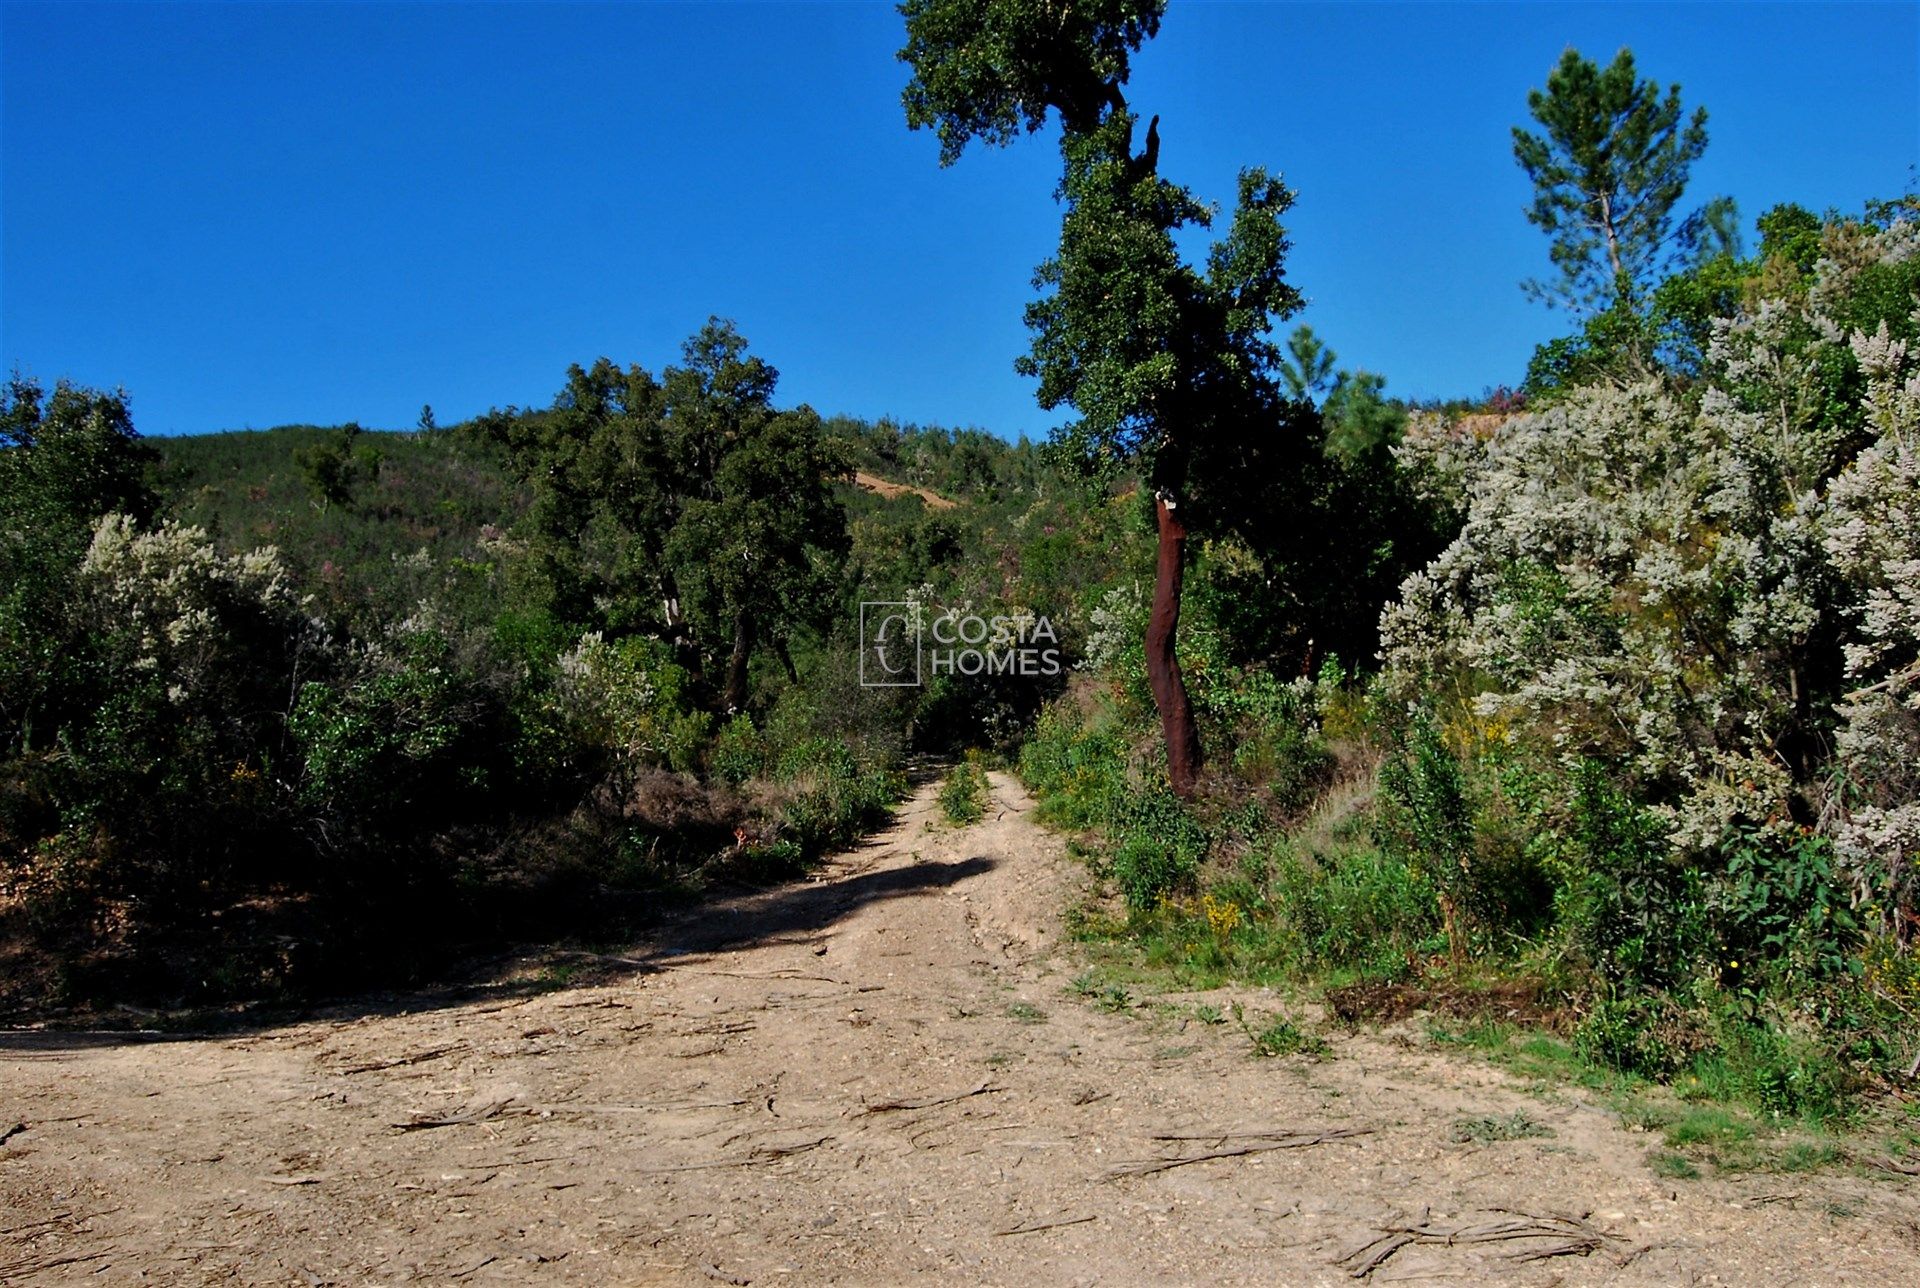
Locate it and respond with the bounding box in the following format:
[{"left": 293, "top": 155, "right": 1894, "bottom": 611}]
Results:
[
  {"left": 1261, "top": 840, "right": 1439, "bottom": 981},
  {"left": 1716, "top": 827, "right": 1858, "bottom": 988},
  {"left": 1449, "top": 1112, "right": 1552, "bottom": 1143},
  {"left": 289, "top": 626, "right": 501, "bottom": 851},
  {"left": 294, "top": 421, "right": 380, "bottom": 510},
  {"left": 1109, "top": 788, "right": 1204, "bottom": 912},
  {"left": 939, "top": 756, "right": 990, "bottom": 825},
  {"left": 1276, "top": 325, "right": 1337, "bottom": 402},
  {"left": 1378, "top": 707, "right": 1473, "bottom": 954},
  {"left": 898, "top": 0, "right": 1166, "bottom": 163},
  {"left": 767, "top": 736, "right": 902, "bottom": 859},
  {"left": 1017, "top": 694, "right": 1202, "bottom": 913},
  {"left": 469, "top": 319, "right": 850, "bottom": 712},
  {"left": 1512, "top": 47, "right": 1722, "bottom": 316},
  {"left": 1, "top": 378, "right": 158, "bottom": 765},
  {"left": 1647, "top": 1151, "right": 1700, "bottom": 1180},
  {"left": 1235, "top": 1005, "right": 1328, "bottom": 1059}
]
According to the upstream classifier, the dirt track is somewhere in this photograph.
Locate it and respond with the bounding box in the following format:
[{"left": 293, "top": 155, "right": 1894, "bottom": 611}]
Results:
[{"left": 2, "top": 772, "right": 1914, "bottom": 1284}]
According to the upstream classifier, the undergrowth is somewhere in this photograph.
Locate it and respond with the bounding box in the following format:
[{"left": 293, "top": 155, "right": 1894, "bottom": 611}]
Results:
[{"left": 1022, "top": 671, "right": 1919, "bottom": 1163}]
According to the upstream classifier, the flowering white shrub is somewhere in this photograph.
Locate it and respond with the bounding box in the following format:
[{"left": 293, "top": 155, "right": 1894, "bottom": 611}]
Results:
[
  {"left": 1082, "top": 580, "right": 1146, "bottom": 672},
  {"left": 80, "top": 515, "right": 301, "bottom": 705},
  {"left": 1824, "top": 316, "right": 1920, "bottom": 936},
  {"left": 1383, "top": 218, "right": 1918, "bottom": 902}
]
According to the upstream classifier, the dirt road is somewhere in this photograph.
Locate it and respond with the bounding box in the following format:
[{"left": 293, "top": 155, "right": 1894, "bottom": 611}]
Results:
[{"left": 2, "top": 772, "right": 1913, "bottom": 1284}]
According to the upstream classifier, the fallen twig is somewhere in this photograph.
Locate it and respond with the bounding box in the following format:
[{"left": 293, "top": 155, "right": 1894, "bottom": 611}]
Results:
[
  {"left": 392, "top": 1098, "right": 522, "bottom": 1131},
  {"left": 995, "top": 1214, "right": 1098, "bottom": 1236},
  {"left": 0, "top": 1251, "right": 110, "bottom": 1278},
  {"left": 1109, "top": 1127, "right": 1372, "bottom": 1178},
  {"left": 551, "top": 949, "right": 657, "bottom": 973},
  {"left": 447, "top": 1253, "right": 499, "bottom": 1279},
  {"left": 0, "top": 1121, "right": 26, "bottom": 1147},
  {"left": 859, "top": 1079, "right": 1001, "bottom": 1114},
  {"left": 1150, "top": 1125, "right": 1362, "bottom": 1142},
  {"left": 639, "top": 1134, "right": 833, "bottom": 1174},
  {"left": 537, "top": 1098, "right": 748, "bottom": 1115},
  {"left": 1334, "top": 1210, "right": 1617, "bottom": 1278},
  {"left": 338, "top": 1043, "right": 462, "bottom": 1075},
  {"left": 0, "top": 1210, "right": 72, "bottom": 1238}
]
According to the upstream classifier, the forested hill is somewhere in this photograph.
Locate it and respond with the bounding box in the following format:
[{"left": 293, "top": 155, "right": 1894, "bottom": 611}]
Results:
[{"left": 151, "top": 414, "right": 1028, "bottom": 636}]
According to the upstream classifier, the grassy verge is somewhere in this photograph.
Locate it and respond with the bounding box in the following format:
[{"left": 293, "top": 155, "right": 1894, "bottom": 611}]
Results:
[{"left": 1020, "top": 682, "right": 1918, "bottom": 1179}]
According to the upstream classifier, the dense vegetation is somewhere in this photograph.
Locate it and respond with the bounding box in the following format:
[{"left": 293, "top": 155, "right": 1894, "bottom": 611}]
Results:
[
  {"left": 0, "top": 326, "right": 1092, "bottom": 1011},
  {"left": 2, "top": 3, "right": 1914, "bottom": 1135}
]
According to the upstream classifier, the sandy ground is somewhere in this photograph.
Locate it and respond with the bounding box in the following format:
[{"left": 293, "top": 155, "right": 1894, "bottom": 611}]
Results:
[{"left": 2, "top": 771, "right": 1915, "bottom": 1285}]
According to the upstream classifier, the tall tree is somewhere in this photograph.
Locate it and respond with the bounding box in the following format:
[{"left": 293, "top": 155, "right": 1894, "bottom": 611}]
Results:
[
  {"left": 1277, "top": 324, "right": 1338, "bottom": 402},
  {"left": 900, "top": 0, "right": 1303, "bottom": 797},
  {"left": 1513, "top": 47, "right": 1726, "bottom": 318},
  {"left": 0, "top": 377, "right": 157, "bottom": 757},
  {"left": 473, "top": 322, "right": 848, "bottom": 713},
  {"left": 659, "top": 321, "right": 850, "bottom": 712}
]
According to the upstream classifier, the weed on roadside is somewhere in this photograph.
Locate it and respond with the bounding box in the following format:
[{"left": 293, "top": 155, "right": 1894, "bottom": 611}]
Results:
[
  {"left": 1235, "top": 1003, "right": 1329, "bottom": 1058},
  {"left": 1449, "top": 1111, "right": 1554, "bottom": 1143}
]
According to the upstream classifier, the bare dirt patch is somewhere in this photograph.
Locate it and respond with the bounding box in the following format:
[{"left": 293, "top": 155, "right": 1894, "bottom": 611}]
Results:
[{"left": 2, "top": 773, "right": 1913, "bottom": 1284}]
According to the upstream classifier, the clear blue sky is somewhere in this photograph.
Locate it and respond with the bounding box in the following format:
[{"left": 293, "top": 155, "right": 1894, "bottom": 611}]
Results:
[{"left": 3, "top": 1, "right": 1914, "bottom": 439}]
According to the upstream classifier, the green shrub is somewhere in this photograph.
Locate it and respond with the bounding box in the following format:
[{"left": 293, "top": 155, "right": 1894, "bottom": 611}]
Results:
[
  {"left": 1018, "top": 702, "right": 1129, "bottom": 831},
  {"left": 290, "top": 626, "right": 502, "bottom": 850},
  {"left": 1554, "top": 761, "right": 1706, "bottom": 990},
  {"left": 1265, "top": 839, "right": 1439, "bottom": 980},
  {"left": 1378, "top": 706, "right": 1473, "bottom": 959},
  {"left": 939, "top": 756, "right": 990, "bottom": 825},
  {"left": 771, "top": 737, "right": 902, "bottom": 859},
  {"left": 710, "top": 713, "right": 765, "bottom": 785},
  {"left": 1109, "top": 787, "right": 1206, "bottom": 913}
]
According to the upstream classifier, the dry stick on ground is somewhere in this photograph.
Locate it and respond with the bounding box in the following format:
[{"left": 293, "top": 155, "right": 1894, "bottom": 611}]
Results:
[
  {"left": 1150, "top": 1126, "right": 1365, "bottom": 1142},
  {"left": 550, "top": 949, "right": 658, "bottom": 973},
  {"left": 858, "top": 1080, "right": 1001, "bottom": 1114},
  {"left": 532, "top": 1098, "right": 750, "bottom": 1115},
  {"left": 0, "top": 1211, "right": 73, "bottom": 1238},
  {"left": 0, "top": 1251, "right": 111, "bottom": 1278},
  {"left": 639, "top": 1135, "right": 835, "bottom": 1175},
  {"left": 391, "top": 1098, "right": 523, "bottom": 1131},
  {"left": 1335, "top": 1211, "right": 1619, "bottom": 1278},
  {"left": 996, "top": 1214, "right": 1098, "bottom": 1236},
  {"left": 338, "top": 1044, "right": 463, "bottom": 1075},
  {"left": 1108, "top": 1128, "right": 1373, "bottom": 1179}
]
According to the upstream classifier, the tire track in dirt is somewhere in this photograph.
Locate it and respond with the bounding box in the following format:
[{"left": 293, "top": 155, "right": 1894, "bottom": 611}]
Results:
[{"left": 2, "top": 772, "right": 1914, "bottom": 1284}]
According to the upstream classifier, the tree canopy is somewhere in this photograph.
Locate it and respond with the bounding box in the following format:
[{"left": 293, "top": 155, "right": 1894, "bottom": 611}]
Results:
[
  {"left": 473, "top": 319, "right": 849, "bottom": 712},
  {"left": 1513, "top": 47, "right": 1728, "bottom": 317},
  {"left": 900, "top": 0, "right": 1307, "bottom": 795}
]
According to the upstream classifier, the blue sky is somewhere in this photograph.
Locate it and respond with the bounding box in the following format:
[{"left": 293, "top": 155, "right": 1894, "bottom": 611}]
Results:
[{"left": 2, "top": 1, "right": 1914, "bottom": 439}]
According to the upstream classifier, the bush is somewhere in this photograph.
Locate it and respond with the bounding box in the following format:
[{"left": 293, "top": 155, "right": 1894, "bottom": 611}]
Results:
[
  {"left": 1378, "top": 707, "right": 1473, "bottom": 959},
  {"left": 1264, "top": 839, "right": 1439, "bottom": 980},
  {"left": 289, "top": 624, "right": 504, "bottom": 858},
  {"left": 939, "top": 756, "right": 990, "bottom": 825},
  {"left": 1018, "top": 699, "right": 1130, "bottom": 832},
  {"left": 768, "top": 737, "right": 902, "bottom": 859},
  {"left": 1109, "top": 787, "right": 1206, "bottom": 914}
]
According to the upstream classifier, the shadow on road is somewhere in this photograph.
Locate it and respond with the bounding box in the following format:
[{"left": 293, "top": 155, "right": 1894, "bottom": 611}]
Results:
[{"left": 0, "top": 843, "right": 994, "bottom": 1053}]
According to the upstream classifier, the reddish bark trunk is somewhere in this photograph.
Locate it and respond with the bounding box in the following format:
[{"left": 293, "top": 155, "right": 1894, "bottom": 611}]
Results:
[{"left": 1147, "top": 492, "right": 1202, "bottom": 798}]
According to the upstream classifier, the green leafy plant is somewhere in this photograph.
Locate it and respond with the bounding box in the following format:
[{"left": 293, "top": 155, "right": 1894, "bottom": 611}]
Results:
[{"left": 939, "top": 757, "right": 990, "bottom": 825}]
